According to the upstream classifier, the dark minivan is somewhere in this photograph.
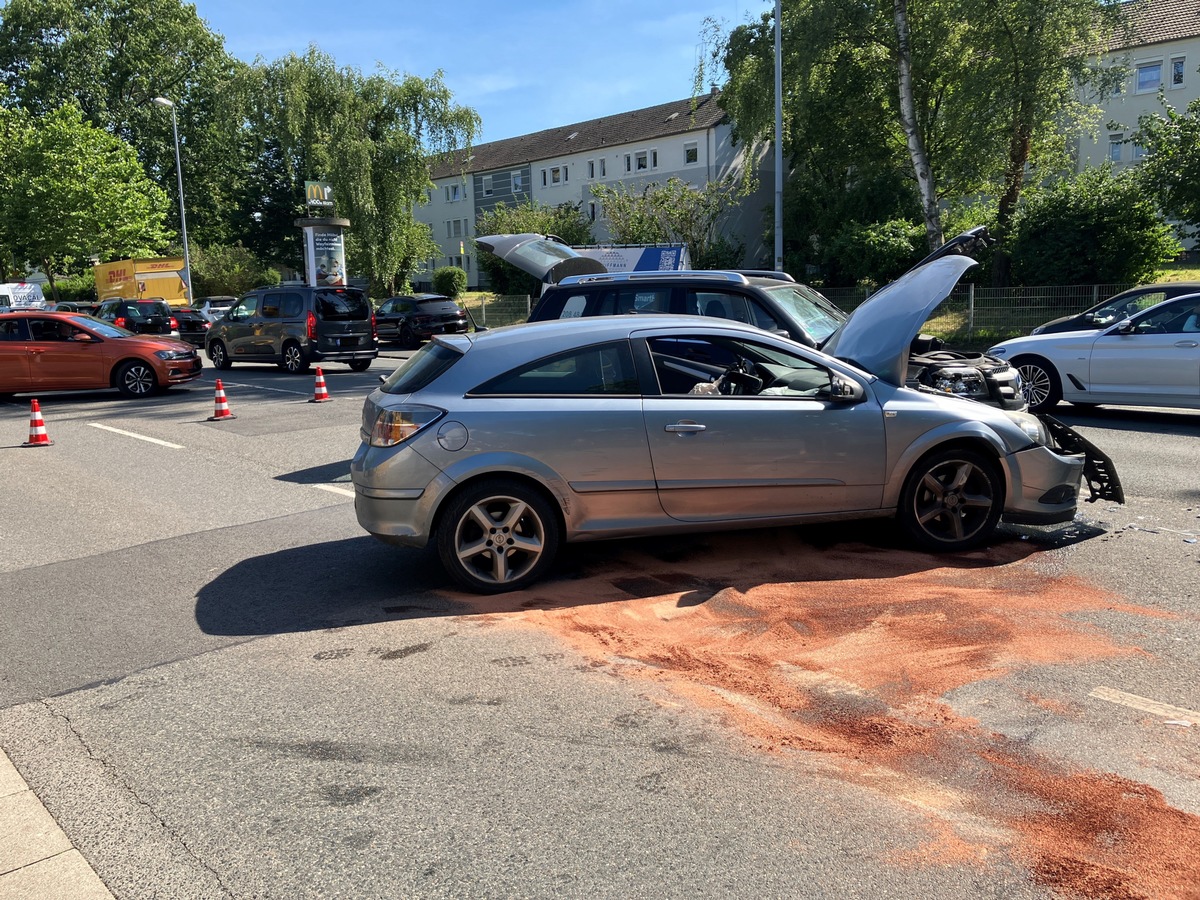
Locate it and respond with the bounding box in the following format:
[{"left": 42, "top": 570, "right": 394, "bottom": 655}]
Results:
[{"left": 205, "top": 285, "right": 378, "bottom": 373}]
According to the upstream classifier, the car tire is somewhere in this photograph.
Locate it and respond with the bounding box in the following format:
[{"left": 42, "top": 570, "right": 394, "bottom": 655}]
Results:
[
  {"left": 400, "top": 324, "right": 418, "bottom": 350},
  {"left": 279, "top": 341, "right": 310, "bottom": 374},
  {"left": 208, "top": 341, "right": 232, "bottom": 370},
  {"left": 1012, "top": 355, "right": 1062, "bottom": 412},
  {"left": 898, "top": 447, "right": 1003, "bottom": 552},
  {"left": 436, "top": 479, "right": 561, "bottom": 594},
  {"left": 116, "top": 360, "right": 158, "bottom": 398},
  {"left": 348, "top": 359, "right": 372, "bottom": 372}
]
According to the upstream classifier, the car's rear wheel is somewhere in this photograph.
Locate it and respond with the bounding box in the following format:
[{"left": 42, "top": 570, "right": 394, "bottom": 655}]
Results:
[
  {"left": 348, "top": 359, "right": 372, "bottom": 372},
  {"left": 116, "top": 360, "right": 158, "bottom": 398},
  {"left": 208, "top": 341, "right": 232, "bottom": 370},
  {"left": 1012, "top": 355, "right": 1061, "bottom": 412},
  {"left": 898, "top": 447, "right": 1003, "bottom": 552},
  {"left": 400, "top": 323, "right": 418, "bottom": 350},
  {"left": 279, "top": 341, "right": 310, "bottom": 374},
  {"left": 436, "top": 479, "right": 561, "bottom": 594}
]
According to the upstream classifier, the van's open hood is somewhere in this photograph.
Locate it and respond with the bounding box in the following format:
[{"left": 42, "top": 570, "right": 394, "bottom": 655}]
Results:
[
  {"left": 476, "top": 233, "right": 607, "bottom": 284},
  {"left": 821, "top": 255, "right": 977, "bottom": 385}
]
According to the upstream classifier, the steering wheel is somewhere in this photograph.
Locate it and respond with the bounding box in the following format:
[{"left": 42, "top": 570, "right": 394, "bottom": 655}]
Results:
[{"left": 716, "top": 359, "right": 764, "bottom": 395}]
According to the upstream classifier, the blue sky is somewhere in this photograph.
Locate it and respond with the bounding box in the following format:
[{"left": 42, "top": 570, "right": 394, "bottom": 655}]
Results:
[{"left": 192, "top": 0, "right": 772, "bottom": 143}]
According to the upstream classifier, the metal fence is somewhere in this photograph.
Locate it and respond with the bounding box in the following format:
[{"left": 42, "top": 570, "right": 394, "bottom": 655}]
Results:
[{"left": 462, "top": 294, "right": 532, "bottom": 328}]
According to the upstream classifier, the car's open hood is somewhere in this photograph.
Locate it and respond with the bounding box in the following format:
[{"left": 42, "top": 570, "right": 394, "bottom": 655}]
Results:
[
  {"left": 476, "top": 233, "right": 607, "bottom": 284},
  {"left": 821, "top": 255, "right": 977, "bottom": 385}
]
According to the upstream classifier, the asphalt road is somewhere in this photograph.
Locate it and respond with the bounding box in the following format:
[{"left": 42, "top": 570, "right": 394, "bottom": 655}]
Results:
[{"left": 1, "top": 358, "right": 1197, "bottom": 900}]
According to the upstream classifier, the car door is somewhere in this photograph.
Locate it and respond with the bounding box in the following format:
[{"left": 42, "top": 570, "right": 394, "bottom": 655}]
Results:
[
  {"left": 25, "top": 316, "right": 105, "bottom": 388},
  {"left": 638, "top": 331, "right": 886, "bottom": 522},
  {"left": 0, "top": 317, "right": 32, "bottom": 390},
  {"left": 223, "top": 294, "right": 262, "bottom": 358},
  {"left": 1087, "top": 298, "right": 1200, "bottom": 405}
]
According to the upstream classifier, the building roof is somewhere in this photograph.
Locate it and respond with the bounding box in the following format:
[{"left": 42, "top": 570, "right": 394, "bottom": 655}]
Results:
[
  {"left": 431, "top": 91, "right": 727, "bottom": 180},
  {"left": 1115, "top": 0, "right": 1200, "bottom": 49}
]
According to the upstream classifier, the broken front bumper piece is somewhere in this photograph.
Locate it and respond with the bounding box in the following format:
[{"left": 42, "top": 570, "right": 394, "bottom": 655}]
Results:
[{"left": 1039, "top": 415, "right": 1125, "bottom": 505}]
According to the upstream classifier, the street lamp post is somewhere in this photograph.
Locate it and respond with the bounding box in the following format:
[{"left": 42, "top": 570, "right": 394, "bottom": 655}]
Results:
[{"left": 152, "top": 97, "right": 193, "bottom": 304}]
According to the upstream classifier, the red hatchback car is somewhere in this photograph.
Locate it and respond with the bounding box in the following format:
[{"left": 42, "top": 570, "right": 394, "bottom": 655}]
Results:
[{"left": 0, "top": 310, "right": 203, "bottom": 398}]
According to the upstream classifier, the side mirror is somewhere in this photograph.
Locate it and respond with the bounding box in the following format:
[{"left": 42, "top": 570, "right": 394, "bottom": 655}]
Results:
[
  {"left": 73, "top": 332, "right": 96, "bottom": 343},
  {"left": 1116, "top": 319, "right": 1135, "bottom": 334},
  {"left": 820, "top": 376, "right": 865, "bottom": 403}
]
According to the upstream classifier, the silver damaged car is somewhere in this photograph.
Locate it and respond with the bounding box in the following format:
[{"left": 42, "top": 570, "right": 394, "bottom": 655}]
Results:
[{"left": 352, "top": 254, "right": 1123, "bottom": 593}]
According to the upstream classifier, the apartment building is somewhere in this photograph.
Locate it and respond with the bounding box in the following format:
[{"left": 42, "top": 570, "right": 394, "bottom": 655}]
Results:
[{"left": 416, "top": 90, "right": 772, "bottom": 289}]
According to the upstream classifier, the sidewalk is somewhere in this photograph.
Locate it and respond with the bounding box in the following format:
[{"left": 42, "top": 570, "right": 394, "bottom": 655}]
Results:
[{"left": 0, "top": 750, "right": 112, "bottom": 900}]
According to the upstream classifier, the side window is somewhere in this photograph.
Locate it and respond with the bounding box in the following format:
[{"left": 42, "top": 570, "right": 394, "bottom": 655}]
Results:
[
  {"left": 689, "top": 291, "right": 752, "bottom": 324},
  {"left": 748, "top": 301, "right": 781, "bottom": 332},
  {"left": 233, "top": 295, "right": 259, "bottom": 317},
  {"left": 598, "top": 287, "right": 670, "bottom": 315},
  {"left": 1138, "top": 299, "right": 1200, "bottom": 334},
  {"left": 380, "top": 299, "right": 395, "bottom": 314},
  {"left": 648, "top": 336, "right": 834, "bottom": 398},
  {"left": 0, "top": 319, "right": 29, "bottom": 340},
  {"left": 260, "top": 293, "right": 283, "bottom": 317},
  {"left": 560, "top": 294, "right": 588, "bottom": 318},
  {"left": 27, "top": 318, "right": 58, "bottom": 341},
  {"left": 280, "top": 293, "right": 304, "bottom": 318},
  {"left": 472, "top": 341, "right": 639, "bottom": 395}
]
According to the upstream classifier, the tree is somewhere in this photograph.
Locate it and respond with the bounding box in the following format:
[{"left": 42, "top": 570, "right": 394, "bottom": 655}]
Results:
[
  {"left": 590, "top": 176, "right": 750, "bottom": 269},
  {"left": 474, "top": 200, "right": 594, "bottom": 295},
  {"left": 0, "top": 104, "right": 170, "bottom": 301},
  {"left": 239, "top": 49, "right": 478, "bottom": 294},
  {"left": 1007, "top": 166, "right": 1179, "bottom": 286},
  {"left": 190, "top": 243, "right": 280, "bottom": 297},
  {"left": 1135, "top": 95, "right": 1200, "bottom": 241}
]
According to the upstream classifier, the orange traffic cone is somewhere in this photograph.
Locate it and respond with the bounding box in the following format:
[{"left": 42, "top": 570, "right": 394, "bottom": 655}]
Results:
[
  {"left": 207, "top": 379, "right": 236, "bottom": 421},
  {"left": 309, "top": 367, "right": 331, "bottom": 403},
  {"left": 22, "top": 399, "right": 53, "bottom": 447}
]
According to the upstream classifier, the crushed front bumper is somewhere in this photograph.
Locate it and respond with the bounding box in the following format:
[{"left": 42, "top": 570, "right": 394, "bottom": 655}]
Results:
[{"left": 1039, "top": 415, "right": 1125, "bottom": 504}]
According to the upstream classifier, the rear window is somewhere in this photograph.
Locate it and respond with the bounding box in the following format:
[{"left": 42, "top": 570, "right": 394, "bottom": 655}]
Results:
[
  {"left": 315, "top": 289, "right": 371, "bottom": 320},
  {"left": 380, "top": 341, "right": 463, "bottom": 395},
  {"left": 133, "top": 301, "right": 171, "bottom": 317}
]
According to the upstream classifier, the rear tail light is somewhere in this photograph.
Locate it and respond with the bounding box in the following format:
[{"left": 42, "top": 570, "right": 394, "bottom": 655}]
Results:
[
  {"left": 114, "top": 317, "right": 127, "bottom": 328},
  {"left": 169, "top": 316, "right": 179, "bottom": 330},
  {"left": 371, "top": 312, "right": 378, "bottom": 339},
  {"left": 413, "top": 315, "right": 433, "bottom": 325},
  {"left": 306, "top": 310, "right": 317, "bottom": 340}
]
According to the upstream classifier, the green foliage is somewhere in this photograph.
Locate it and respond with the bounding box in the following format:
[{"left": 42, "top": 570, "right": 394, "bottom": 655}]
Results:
[
  {"left": 474, "top": 200, "right": 593, "bottom": 295},
  {"left": 432, "top": 266, "right": 467, "bottom": 299},
  {"left": 0, "top": 103, "right": 171, "bottom": 301},
  {"left": 1135, "top": 95, "right": 1200, "bottom": 240},
  {"left": 822, "top": 220, "right": 925, "bottom": 286},
  {"left": 190, "top": 243, "right": 280, "bottom": 296},
  {"left": 1007, "top": 167, "right": 1180, "bottom": 285},
  {"left": 48, "top": 270, "right": 97, "bottom": 303},
  {"left": 590, "top": 176, "right": 752, "bottom": 268}
]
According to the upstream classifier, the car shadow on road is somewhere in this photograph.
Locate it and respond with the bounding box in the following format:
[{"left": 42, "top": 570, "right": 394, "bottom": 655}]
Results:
[
  {"left": 1054, "top": 405, "right": 1200, "bottom": 436},
  {"left": 193, "top": 519, "right": 1103, "bottom": 638}
]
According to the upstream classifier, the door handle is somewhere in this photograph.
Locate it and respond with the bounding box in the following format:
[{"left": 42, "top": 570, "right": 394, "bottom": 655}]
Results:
[
  {"left": 1174, "top": 340, "right": 1198, "bottom": 348},
  {"left": 664, "top": 421, "right": 706, "bottom": 434}
]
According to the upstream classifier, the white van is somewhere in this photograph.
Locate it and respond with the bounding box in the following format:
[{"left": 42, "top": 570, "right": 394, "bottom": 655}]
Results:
[{"left": 0, "top": 282, "right": 46, "bottom": 309}]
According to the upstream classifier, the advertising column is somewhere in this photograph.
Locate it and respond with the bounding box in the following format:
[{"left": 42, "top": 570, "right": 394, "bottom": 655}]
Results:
[{"left": 296, "top": 180, "right": 351, "bottom": 288}]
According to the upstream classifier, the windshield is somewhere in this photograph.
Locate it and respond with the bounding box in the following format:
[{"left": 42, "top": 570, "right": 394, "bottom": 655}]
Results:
[
  {"left": 762, "top": 284, "right": 845, "bottom": 344},
  {"left": 71, "top": 316, "right": 132, "bottom": 338}
]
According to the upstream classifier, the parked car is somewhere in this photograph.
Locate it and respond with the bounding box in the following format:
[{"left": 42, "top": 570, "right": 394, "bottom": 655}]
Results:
[
  {"left": 477, "top": 229, "right": 1025, "bottom": 411},
  {"left": 1030, "top": 282, "right": 1200, "bottom": 335},
  {"left": 352, "top": 254, "right": 1123, "bottom": 594},
  {"left": 375, "top": 294, "right": 470, "bottom": 348},
  {"left": 205, "top": 285, "right": 378, "bottom": 373},
  {"left": 193, "top": 295, "right": 238, "bottom": 323},
  {"left": 173, "top": 306, "right": 210, "bottom": 347},
  {"left": 989, "top": 293, "right": 1200, "bottom": 412},
  {"left": 0, "top": 310, "right": 202, "bottom": 398},
  {"left": 93, "top": 298, "right": 179, "bottom": 339},
  {"left": 52, "top": 301, "right": 99, "bottom": 315}
]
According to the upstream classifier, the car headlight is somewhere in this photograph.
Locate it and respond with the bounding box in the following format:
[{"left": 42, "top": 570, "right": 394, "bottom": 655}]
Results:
[
  {"left": 368, "top": 404, "right": 444, "bottom": 448},
  {"left": 988, "top": 346, "right": 1007, "bottom": 357},
  {"left": 929, "top": 367, "right": 987, "bottom": 398},
  {"left": 154, "top": 349, "right": 192, "bottom": 360},
  {"left": 1005, "top": 411, "right": 1049, "bottom": 446}
]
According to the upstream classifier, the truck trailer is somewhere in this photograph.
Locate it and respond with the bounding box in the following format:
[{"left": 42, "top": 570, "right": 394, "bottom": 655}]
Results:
[{"left": 94, "top": 258, "right": 189, "bottom": 306}]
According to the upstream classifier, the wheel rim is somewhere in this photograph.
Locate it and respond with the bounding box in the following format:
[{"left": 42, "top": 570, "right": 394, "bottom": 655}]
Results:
[
  {"left": 284, "top": 346, "right": 302, "bottom": 372},
  {"left": 124, "top": 364, "right": 154, "bottom": 395},
  {"left": 1018, "top": 363, "right": 1052, "bottom": 408},
  {"left": 211, "top": 344, "right": 225, "bottom": 367},
  {"left": 910, "top": 458, "right": 996, "bottom": 544},
  {"left": 453, "top": 495, "right": 546, "bottom": 586}
]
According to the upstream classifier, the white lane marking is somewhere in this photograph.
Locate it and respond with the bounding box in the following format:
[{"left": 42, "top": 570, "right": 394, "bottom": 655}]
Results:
[
  {"left": 89, "top": 423, "right": 184, "bottom": 449},
  {"left": 210, "top": 380, "right": 310, "bottom": 396},
  {"left": 313, "top": 484, "right": 356, "bottom": 498},
  {"left": 1089, "top": 686, "right": 1199, "bottom": 725}
]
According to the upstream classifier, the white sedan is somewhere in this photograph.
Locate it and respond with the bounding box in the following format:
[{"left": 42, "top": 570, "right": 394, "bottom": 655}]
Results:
[{"left": 989, "top": 293, "right": 1200, "bottom": 412}]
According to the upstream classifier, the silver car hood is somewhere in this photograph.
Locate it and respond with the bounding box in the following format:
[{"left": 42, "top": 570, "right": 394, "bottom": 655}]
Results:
[
  {"left": 821, "top": 255, "right": 977, "bottom": 385},
  {"left": 475, "top": 233, "right": 607, "bottom": 283}
]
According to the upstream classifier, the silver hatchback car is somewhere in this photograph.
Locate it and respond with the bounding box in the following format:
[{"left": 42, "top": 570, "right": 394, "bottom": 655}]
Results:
[{"left": 352, "top": 257, "right": 1122, "bottom": 593}]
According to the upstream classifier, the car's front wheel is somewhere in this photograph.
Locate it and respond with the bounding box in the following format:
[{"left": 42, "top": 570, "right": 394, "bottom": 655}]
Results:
[
  {"left": 898, "top": 447, "right": 1003, "bottom": 552},
  {"left": 208, "top": 341, "right": 232, "bottom": 370},
  {"left": 436, "top": 479, "right": 561, "bottom": 593},
  {"left": 116, "top": 360, "right": 158, "bottom": 398},
  {"left": 1012, "top": 355, "right": 1062, "bottom": 412},
  {"left": 400, "top": 323, "right": 418, "bottom": 350},
  {"left": 279, "top": 341, "right": 310, "bottom": 374}
]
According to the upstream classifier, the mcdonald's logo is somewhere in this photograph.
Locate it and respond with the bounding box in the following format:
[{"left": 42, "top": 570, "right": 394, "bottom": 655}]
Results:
[{"left": 305, "top": 180, "right": 334, "bottom": 207}]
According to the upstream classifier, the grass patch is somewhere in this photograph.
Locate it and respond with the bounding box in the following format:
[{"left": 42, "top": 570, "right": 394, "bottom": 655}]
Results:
[{"left": 1154, "top": 260, "right": 1200, "bottom": 282}]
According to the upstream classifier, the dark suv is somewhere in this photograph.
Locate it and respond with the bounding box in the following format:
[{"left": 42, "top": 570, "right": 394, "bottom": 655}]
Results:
[
  {"left": 94, "top": 298, "right": 179, "bottom": 339},
  {"left": 482, "top": 231, "right": 1024, "bottom": 410},
  {"left": 205, "top": 285, "right": 378, "bottom": 373}
]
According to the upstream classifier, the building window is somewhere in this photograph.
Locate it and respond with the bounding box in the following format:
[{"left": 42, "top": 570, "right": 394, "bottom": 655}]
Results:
[
  {"left": 445, "top": 221, "right": 452, "bottom": 238},
  {"left": 651, "top": 149, "right": 658, "bottom": 169},
  {"left": 482, "top": 174, "right": 493, "bottom": 197},
  {"left": 588, "top": 201, "right": 597, "bottom": 222},
  {"left": 447, "top": 184, "right": 462, "bottom": 202},
  {"left": 684, "top": 142, "right": 698, "bottom": 165},
  {"left": 624, "top": 153, "right": 632, "bottom": 173},
  {"left": 512, "top": 171, "right": 524, "bottom": 192},
  {"left": 587, "top": 160, "right": 594, "bottom": 179},
  {"left": 452, "top": 219, "right": 463, "bottom": 238},
  {"left": 563, "top": 165, "right": 568, "bottom": 183},
  {"left": 635, "top": 151, "right": 648, "bottom": 171},
  {"left": 1171, "top": 56, "right": 1186, "bottom": 89},
  {"left": 1135, "top": 61, "right": 1162, "bottom": 94},
  {"left": 551, "top": 167, "right": 562, "bottom": 184},
  {"left": 1108, "top": 133, "right": 1123, "bottom": 162},
  {"left": 1132, "top": 144, "right": 1148, "bottom": 161}
]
